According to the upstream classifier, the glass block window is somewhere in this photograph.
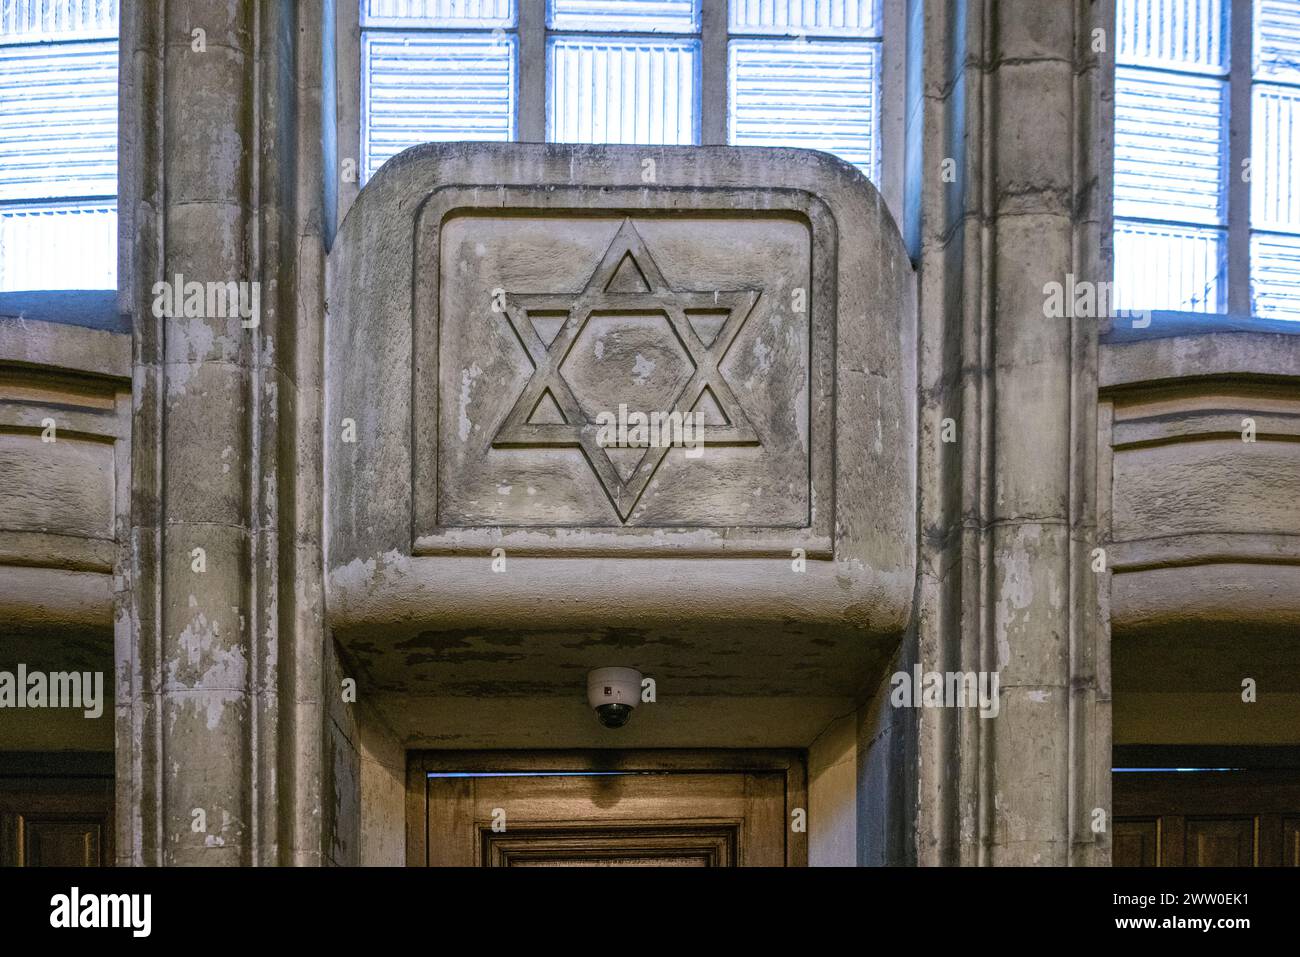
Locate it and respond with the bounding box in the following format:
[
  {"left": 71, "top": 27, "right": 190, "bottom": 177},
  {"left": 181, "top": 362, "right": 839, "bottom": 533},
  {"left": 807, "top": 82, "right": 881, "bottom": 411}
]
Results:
[
  {"left": 1114, "top": 0, "right": 1229, "bottom": 313},
  {"left": 361, "top": 0, "right": 518, "bottom": 181},
  {"left": 0, "top": 0, "right": 118, "bottom": 291},
  {"left": 357, "top": 0, "right": 886, "bottom": 186},
  {"left": 727, "top": 0, "right": 881, "bottom": 178},
  {"left": 546, "top": 1, "right": 701, "bottom": 145},
  {"left": 1114, "top": 0, "right": 1300, "bottom": 321},
  {"left": 549, "top": 0, "right": 699, "bottom": 33},
  {"left": 1252, "top": 0, "right": 1300, "bottom": 318}
]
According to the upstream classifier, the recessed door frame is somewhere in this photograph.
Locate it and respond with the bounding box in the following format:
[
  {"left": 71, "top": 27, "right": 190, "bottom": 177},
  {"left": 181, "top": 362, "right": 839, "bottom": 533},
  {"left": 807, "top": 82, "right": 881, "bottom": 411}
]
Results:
[
  {"left": 1113, "top": 746, "right": 1300, "bottom": 867},
  {"left": 407, "top": 749, "right": 807, "bottom": 867}
]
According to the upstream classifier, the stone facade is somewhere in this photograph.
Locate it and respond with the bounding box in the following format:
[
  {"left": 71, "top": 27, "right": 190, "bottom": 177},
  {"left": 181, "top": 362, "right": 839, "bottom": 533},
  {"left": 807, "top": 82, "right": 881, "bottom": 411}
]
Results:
[{"left": 0, "top": 0, "right": 1296, "bottom": 867}]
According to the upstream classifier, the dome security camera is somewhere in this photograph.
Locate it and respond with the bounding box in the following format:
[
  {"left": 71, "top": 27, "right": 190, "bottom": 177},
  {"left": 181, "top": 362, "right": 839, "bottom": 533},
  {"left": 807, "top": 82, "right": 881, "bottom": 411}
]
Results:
[{"left": 587, "top": 667, "right": 643, "bottom": 729}]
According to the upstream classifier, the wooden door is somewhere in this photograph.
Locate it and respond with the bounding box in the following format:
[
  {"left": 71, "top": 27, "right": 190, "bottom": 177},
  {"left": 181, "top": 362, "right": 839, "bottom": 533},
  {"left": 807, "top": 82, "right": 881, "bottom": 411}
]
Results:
[
  {"left": 408, "top": 751, "right": 806, "bottom": 867},
  {"left": 1113, "top": 769, "right": 1300, "bottom": 867},
  {"left": 0, "top": 779, "right": 113, "bottom": 867}
]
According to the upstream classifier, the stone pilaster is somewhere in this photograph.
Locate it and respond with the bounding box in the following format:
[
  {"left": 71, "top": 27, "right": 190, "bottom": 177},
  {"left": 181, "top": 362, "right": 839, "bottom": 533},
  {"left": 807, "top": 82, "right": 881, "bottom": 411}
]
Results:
[
  {"left": 117, "top": 0, "right": 327, "bottom": 866},
  {"left": 913, "top": 0, "right": 1111, "bottom": 866}
]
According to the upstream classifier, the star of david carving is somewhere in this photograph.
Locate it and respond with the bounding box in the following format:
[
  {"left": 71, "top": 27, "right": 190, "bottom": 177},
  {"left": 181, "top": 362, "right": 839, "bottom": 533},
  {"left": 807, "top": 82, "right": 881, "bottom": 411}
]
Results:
[{"left": 492, "top": 218, "right": 762, "bottom": 522}]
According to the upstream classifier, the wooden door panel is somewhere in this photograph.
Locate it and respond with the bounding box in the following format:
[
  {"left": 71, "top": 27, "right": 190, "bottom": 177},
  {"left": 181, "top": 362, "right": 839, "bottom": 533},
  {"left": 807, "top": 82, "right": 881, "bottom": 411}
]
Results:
[
  {"left": 0, "top": 778, "right": 113, "bottom": 867},
  {"left": 412, "top": 751, "right": 805, "bottom": 867},
  {"left": 1113, "top": 819, "right": 1158, "bottom": 867},
  {"left": 1113, "top": 769, "right": 1300, "bottom": 867},
  {"left": 22, "top": 816, "right": 103, "bottom": 867},
  {"left": 1184, "top": 818, "right": 1255, "bottom": 867},
  {"left": 482, "top": 823, "right": 739, "bottom": 867},
  {"left": 467, "top": 771, "right": 750, "bottom": 822},
  {"left": 1283, "top": 818, "right": 1300, "bottom": 866}
]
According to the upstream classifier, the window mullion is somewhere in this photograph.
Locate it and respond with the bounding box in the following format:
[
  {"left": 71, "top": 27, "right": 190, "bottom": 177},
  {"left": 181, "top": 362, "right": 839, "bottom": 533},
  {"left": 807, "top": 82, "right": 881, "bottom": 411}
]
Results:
[
  {"left": 1227, "top": 0, "right": 1253, "bottom": 316},
  {"left": 701, "top": 0, "right": 727, "bottom": 145},
  {"left": 519, "top": 0, "right": 547, "bottom": 141}
]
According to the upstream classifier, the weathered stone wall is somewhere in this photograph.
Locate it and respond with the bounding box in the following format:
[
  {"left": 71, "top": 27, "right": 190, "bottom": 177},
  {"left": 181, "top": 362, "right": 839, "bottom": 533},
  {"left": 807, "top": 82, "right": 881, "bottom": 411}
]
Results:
[
  {"left": 0, "top": 0, "right": 1286, "bottom": 868},
  {"left": 910, "top": 0, "right": 1111, "bottom": 865}
]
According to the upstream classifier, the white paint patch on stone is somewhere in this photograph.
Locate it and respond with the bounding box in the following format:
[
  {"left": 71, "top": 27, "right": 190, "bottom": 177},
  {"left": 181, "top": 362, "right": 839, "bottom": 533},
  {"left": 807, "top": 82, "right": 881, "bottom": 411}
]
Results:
[
  {"left": 458, "top": 363, "right": 482, "bottom": 442},
  {"left": 997, "top": 546, "right": 1037, "bottom": 669},
  {"left": 631, "top": 352, "right": 655, "bottom": 384},
  {"left": 328, "top": 555, "right": 378, "bottom": 595},
  {"left": 166, "top": 359, "right": 198, "bottom": 398}
]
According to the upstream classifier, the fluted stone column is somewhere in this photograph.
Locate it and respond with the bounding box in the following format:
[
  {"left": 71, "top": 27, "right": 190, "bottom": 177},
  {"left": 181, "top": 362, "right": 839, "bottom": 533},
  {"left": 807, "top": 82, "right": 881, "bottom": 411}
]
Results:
[
  {"left": 913, "top": 0, "right": 1110, "bottom": 866},
  {"left": 117, "top": 0, "right": 327, "bottom": 866}
]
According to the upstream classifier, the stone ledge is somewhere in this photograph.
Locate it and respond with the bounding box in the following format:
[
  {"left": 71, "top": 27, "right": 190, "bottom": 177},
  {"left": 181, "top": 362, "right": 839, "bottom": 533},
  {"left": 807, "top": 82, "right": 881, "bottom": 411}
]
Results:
[
  {"left": 0, "top": 291, "right": 127, "bottom": 336},
  {"left": 0, "top": 314, "right": 131, "bottom": 381},
  {"left": 1101, "top": 330, "right": 1300, "bottom": 390}
]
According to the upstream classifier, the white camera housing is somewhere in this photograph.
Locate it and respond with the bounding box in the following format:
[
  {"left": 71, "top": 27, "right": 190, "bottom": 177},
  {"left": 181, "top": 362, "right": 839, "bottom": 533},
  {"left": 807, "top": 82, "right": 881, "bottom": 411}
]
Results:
[{"left": 587, "top": 667, "right": 643, "bottom": 729}]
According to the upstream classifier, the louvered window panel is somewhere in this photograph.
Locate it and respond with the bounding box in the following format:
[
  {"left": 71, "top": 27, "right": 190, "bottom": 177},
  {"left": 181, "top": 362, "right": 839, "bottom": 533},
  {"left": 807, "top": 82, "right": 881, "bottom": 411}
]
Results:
[
  {"left": 1251, "top": 83, "right": 1300, "bottom": 232},
  {"left": 1114, "top": 67, "right": 1227, "bottom": 225},
  {"left": 1255, "top": 0, "right": 1300, "bottom": 82},
  {"left": 1250, "top": 1, "right": 1300, "bottom": 319},
  {"left": 1114, "top": 221, "right": 1226, "bottom": 313},
  {"left": 1116, "top": 0, "right": 1228, "bottom": 73},
  {"left": 363, "top": 32, "right": 517, "bottom": 180},
  {"left": 728, "top": 38, "right": 877, "bottom": 177},
  {"left": 726, "top": 0, "right": 880, "bottom": 180},
  {"left": 728, "top": 0, "right": 878, "bottom": 37},
  {"left": 1252, "top": 232, "right": 1300, "bottom": 318},
  {"left": 548, "top": 0, "right": 699, "bottom": 33},
  {"left": 0, "top": 0, "right": 117, "bottom": 291},
  {"left": 361, "top": 0, "right": 515, "bottom": 28},
  {"left": 1113, "top": 0, "right": 1231, "bottom": 316},
  {"left": 547, "top": 36, "right": 697, "bottom": 145}
]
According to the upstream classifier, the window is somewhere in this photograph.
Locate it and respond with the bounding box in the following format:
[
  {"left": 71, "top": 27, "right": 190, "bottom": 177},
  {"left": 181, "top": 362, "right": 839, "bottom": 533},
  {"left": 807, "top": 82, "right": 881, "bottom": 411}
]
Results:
[
  {"left": 727, "top": 0, "right": 880, "bottom": 178},
  {"left": 1115, "top": 0, "right": 1300, "bottom": 321},
  {"left": 0, "top": 0, "right": 118, "bottom": 292},
  {"left": 361, "top": 0, "right": 518, "bottom": 182},
  {"left": 1252, "top": 0, "right": 1300, "bottom": 319},
  {"left": 359, "top": 0, "right": 882, "bottom": 184}
]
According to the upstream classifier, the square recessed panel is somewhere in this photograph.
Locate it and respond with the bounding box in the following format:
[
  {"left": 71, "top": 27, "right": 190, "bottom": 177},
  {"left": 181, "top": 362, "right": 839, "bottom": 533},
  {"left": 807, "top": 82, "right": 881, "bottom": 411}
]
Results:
[{"left": 435, "top": 213, "right": 811, "bottom": 528}]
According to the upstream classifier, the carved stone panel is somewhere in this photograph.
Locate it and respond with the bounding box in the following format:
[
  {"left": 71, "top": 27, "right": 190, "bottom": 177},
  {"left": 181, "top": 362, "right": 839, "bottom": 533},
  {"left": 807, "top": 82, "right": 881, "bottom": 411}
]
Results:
[
  {"left": 434, "top": 211, "right": 810, "bottom": 531},
  {"left": 412, "top": 186, "right": 836, "bottom": 556},
  {"left": 326, "top": 144, "right": 916, "bottom": 662}
]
